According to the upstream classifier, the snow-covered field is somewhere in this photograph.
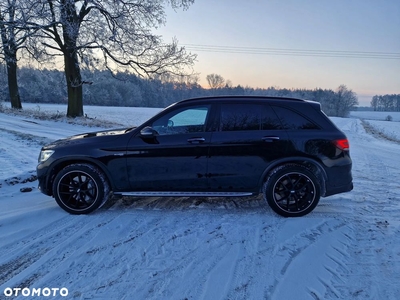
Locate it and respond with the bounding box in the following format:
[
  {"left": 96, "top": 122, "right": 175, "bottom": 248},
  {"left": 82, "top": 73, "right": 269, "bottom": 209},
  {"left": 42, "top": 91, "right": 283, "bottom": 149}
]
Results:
[
  {"left": 17, "top": 103, "right": 163, "bottom": 128},
  {"left": 350, "top": 110, "right": 400, "bottom": 122},
  {"left": 0, "top": 104, "right": 399, "bottom": 299}
]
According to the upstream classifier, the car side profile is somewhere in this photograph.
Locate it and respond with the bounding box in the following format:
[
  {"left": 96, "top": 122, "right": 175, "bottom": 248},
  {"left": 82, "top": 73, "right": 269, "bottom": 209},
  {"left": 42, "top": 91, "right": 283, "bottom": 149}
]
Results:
[{"left": 37, "top": 96, "right": 353, "bottom": 217}]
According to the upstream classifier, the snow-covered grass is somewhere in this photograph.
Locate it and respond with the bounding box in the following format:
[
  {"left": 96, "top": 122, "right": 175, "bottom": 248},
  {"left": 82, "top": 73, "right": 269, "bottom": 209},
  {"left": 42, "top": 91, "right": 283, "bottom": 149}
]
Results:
[
  {"left": 350, "top": 110, "right": 400, "bottom": 122},
  {"left": 349, "top": 111, "right": 400, "bottom": 142},
  {"left": 0, "top": 105, "right": 400, "bottom": 299},
  {"left": 361, "top": 119, "right": 400, "bottom": 143},
  {"left": 5, "top": 102, "right": 163, "bottom": 128}
]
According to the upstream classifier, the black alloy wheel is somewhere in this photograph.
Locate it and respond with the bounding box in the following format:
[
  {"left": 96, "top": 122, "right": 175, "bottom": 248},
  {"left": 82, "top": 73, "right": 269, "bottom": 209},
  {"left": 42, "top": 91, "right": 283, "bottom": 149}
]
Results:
[
  {"left": 264, "top": 165, "right": 320, "bottom": 217},
  {"left": 53, "top": 164, "right": 110, "bottom": 214}
]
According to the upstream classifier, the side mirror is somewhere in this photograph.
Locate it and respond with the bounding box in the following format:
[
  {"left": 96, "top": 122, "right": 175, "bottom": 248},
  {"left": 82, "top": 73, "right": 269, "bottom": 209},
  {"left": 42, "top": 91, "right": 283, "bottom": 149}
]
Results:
[{"left": 140, "top": 126, "right": 158, "bottom": 137}]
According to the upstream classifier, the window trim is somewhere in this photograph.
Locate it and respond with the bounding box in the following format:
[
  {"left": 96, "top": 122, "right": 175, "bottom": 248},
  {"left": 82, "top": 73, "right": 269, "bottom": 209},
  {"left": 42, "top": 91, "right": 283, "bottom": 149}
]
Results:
[
  {"left": 150, "top": 104, "right": 213, "bottom": 135},
  {"left": 271, "top": 105, "right": 321, "bottom": 130}
]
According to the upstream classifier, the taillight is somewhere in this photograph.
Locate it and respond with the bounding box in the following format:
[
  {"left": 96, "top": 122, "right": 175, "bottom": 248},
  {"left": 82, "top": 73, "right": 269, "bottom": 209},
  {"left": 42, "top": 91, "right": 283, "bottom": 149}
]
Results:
[{"left": 334, "top": 139, "right": 349, "bottom": 151}]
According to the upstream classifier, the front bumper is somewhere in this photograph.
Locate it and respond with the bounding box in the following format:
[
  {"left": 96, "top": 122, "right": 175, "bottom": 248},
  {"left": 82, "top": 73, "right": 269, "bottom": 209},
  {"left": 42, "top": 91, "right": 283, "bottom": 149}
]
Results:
[{"left": 36, "top": 163, "right": 53, "bottom": 196}]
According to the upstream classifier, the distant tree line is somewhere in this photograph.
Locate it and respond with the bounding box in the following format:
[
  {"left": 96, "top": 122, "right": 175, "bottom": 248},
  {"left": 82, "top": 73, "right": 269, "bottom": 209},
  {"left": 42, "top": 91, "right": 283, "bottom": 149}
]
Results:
[
  {"left": 370, "top": 94, "right": 400, "bottom": 112},
  {"left": 0, "top": 65, "right": 359, "bottom": 117}
]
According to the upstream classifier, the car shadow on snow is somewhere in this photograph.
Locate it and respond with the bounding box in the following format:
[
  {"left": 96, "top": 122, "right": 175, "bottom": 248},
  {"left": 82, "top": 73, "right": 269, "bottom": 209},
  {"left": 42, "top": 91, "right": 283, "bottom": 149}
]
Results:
[
  {"left": 100, "top": 194, "right": 270, "bottom": 214},
  {"left": 99, "top": 195, "right": 351, "bottom": 217}
]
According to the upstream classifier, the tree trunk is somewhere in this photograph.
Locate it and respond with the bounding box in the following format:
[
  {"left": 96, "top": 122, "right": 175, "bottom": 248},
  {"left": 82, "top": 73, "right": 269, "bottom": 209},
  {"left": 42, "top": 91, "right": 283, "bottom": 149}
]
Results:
[
  {"left": 6, "top": 54, "right": 22, "bottom": 109},
  {"left": 61, "top": 0, "right": 84, "bottom": 118},
  {"left": 64, "top": 50, "right": 83, "bottom": 117},
  {"left": 0, "top": 11, "right": 22, "bottom": 110}
]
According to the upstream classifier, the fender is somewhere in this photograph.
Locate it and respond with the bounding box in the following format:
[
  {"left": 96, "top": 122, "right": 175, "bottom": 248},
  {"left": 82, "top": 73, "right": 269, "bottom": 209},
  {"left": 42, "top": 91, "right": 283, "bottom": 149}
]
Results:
[
  {"left": 258, "top": 156, "right": 328, "bottom": 194},
  {"left": 45, "top": 155, "right": 128, "bottom": 194}
]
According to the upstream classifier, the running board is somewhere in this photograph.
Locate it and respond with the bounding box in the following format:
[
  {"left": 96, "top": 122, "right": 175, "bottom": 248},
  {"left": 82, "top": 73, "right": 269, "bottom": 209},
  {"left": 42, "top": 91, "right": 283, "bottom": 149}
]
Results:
[{"left": 114, "top": 191, "right": 254, "bottom": 197}]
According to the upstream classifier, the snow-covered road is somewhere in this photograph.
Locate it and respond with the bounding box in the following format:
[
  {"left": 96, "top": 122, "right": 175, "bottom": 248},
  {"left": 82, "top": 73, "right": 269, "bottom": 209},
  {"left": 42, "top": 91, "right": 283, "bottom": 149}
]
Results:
[{"left": 0, "top": 108, "right": 399, "bottom": 299}]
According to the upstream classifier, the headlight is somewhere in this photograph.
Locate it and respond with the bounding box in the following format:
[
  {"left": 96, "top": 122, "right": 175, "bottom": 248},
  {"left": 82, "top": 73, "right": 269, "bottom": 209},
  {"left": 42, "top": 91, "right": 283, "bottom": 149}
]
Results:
[{"left": 38, "top": 150, "right": 55, "bottom": 163}]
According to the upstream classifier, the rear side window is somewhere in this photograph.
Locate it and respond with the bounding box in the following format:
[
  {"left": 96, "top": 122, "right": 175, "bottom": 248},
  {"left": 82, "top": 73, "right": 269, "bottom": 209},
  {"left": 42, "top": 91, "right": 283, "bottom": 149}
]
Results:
[
  {"left": 271, "top": 106, "right": 319, "bottom": 130},
  {"left": 219, "top": 103, "right": 282, "bottom": 131},
  {"left": 220, "top": 104, "right": 260, "bottom": 131},
  {"left": 261, "top": 106, "right": 284, "bottom": 130}
]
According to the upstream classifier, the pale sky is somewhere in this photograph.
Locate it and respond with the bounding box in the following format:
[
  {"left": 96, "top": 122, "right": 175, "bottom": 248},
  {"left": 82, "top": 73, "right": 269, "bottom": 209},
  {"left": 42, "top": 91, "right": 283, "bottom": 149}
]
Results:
[{"left": 157, "top": 0, "right": 400, "bottom": 105}]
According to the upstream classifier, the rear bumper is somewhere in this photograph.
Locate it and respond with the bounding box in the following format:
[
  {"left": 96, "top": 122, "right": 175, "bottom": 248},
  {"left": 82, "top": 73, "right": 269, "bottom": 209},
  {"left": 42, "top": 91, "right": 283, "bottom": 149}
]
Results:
[
  {"left": 324, "top": 163, "right": 353, "bottom": 197},
  {"left": 324, "top": 181, "right": 353, "bottom": 197}
]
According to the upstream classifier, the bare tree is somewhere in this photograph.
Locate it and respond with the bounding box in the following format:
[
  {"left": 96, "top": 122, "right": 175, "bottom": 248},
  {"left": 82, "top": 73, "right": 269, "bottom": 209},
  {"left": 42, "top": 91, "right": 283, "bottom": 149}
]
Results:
[
  {"left": 0, "top": 0, "right": 37, "bottom": 109},
  {"left": 372, "top": 94, "right": 400, "bottom": 112},
  {"left": 333, "top": 85, "right": 359, "bottom": 117},
  {"left": 370, "top": 95, "right": 379, "bottom": 111},
  {"left": 206, "top": 73, "right": 225, "bottom": 89},
  {"left": 28, "top": 0, "right": 196, "bottom": 117}
]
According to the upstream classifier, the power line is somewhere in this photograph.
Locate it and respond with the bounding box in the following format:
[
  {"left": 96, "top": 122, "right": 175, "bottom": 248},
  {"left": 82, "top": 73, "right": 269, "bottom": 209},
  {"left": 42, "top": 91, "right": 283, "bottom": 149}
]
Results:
[{"left": 183, "top": 44, "right": 400, "bottom": 59}]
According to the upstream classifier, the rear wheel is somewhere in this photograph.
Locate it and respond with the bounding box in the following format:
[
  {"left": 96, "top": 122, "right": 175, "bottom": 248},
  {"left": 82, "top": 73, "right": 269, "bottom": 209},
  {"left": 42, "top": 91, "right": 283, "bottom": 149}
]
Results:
[
  {"left": 53, "top": 163, "right": 110, "bottom": 214},
  {"left": 263, "top": 165, "right": 320, "bottom": 217}
]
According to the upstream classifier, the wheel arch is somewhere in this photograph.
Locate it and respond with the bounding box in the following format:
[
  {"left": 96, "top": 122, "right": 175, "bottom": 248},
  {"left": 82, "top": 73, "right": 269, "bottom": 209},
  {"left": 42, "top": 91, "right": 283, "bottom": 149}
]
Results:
[
  {"left": 46, "top": 157, "right": 115, "bottom": 196},
  {"left": 259, "top": 157, "right": 327, "bottom": 196}
]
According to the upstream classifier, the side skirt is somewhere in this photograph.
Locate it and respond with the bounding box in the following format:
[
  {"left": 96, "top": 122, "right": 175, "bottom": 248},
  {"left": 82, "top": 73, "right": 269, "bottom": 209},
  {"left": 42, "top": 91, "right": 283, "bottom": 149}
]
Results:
[{"left": 113, "top": 191, "right": 255, "bottom": 197}]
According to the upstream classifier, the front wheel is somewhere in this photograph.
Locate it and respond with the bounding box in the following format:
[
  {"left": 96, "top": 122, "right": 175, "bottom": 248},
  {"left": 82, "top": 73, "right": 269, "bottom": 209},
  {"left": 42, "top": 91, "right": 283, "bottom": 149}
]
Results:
[
  {"left": 263, "top": 165, "right": 320, "bottom": 217},
  {"left": 53, "top": 163, "right": 110, "bottom": 214}
]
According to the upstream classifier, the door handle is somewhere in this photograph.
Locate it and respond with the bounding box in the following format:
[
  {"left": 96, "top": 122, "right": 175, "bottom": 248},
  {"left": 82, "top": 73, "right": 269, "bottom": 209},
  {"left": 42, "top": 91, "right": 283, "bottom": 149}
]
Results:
[
  {"left": 187, "top": 137, "right": 206, "bottom": 144},
  {"left": 262, "top": 136, "right": 280, "bottom": 142}
]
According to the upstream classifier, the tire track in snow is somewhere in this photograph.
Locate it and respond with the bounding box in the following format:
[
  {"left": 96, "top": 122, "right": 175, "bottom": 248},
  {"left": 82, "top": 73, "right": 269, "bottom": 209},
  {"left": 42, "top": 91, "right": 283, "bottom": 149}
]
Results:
[
  {"left": 0, "top": 215, "right": 75, "bottom": 261},
  {"left": 0, "top": 251, "right": 47, "bottom": 287},
  {"left": 151, "top": 212, "right": 286, "bottom": 300},
  {"left": 22, "top": 204, "right": 353, "bottom": 300},
  {"left": 350, "top": 121, "right": 400, "bottom": 217},
  {"left": 201, "top": 242, "right": 243, "bottom": 300},
  {"left": 0, "top": 193, "right": 273, "bottom": 299},
  {"left": 15, "top": 211, "right": 175, "bottom": 299},
  {"left": 351, "top": 118, "right": 398, "bottom": 206},
  {"left": 129, "top": 212, "right": 244, "bottom": 300},
  {"left": 42, "top": 208, "right": 282, "bottom": 300},
  {"left": 221, "top": 216, "right": 287, "bottom": 300},
  {"left": 0, "top": 212, "right": 121, "bottom": 291},
  {"left": 269, "top": 219, "right": 351, "bottom": 299},
  {"left": 0, "top": 130, "right": 40, "bottom": 182},
  {"left": 327, "top": 118, "right": 400, "bottom": 299}
]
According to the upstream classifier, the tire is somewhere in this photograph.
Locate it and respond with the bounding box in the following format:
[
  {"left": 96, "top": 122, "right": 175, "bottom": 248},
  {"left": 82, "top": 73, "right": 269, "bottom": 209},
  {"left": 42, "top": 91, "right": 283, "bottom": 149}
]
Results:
[
  {"left": 263, "top": 165, "right": 320, "bottom": 217},
  {"left": 53, "top": 163, "right": 110, "bottom": 214}
]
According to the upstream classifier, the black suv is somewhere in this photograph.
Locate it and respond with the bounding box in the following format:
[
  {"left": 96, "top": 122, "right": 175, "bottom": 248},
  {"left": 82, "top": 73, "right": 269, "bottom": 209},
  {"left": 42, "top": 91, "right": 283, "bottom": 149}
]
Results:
[{"left": 37, "top": 96, "right": 353, "bottom": 217}]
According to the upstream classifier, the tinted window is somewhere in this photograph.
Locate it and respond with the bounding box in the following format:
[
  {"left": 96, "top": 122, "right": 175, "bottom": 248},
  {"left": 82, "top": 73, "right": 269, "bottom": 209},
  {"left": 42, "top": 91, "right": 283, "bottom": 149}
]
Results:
[
  {"left": 219, "top": 103, "right": 283, "bottom": 131},
  {"left": 272, "top": 106, "right": 319, "bottom": 130},
  {"left": 261, "top": 106, "right": 284, "bottom": 130},
  {"left": 220, "top": 104, "right": 260, "bottom": 131},
  {"left": 152, "top": 105, "right": 210, "bottom": 135}
]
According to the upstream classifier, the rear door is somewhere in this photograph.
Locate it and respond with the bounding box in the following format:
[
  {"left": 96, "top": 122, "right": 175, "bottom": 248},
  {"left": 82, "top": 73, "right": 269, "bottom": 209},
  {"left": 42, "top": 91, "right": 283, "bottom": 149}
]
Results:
[{"left": 207, "top": 102, "right": 290, "bottom": 191}]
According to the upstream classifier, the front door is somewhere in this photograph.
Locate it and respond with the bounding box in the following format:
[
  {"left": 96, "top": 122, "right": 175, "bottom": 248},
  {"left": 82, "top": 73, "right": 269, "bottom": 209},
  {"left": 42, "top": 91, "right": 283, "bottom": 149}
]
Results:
[{"left": 126, "top": 105, "right": 211, "bottom": 191}]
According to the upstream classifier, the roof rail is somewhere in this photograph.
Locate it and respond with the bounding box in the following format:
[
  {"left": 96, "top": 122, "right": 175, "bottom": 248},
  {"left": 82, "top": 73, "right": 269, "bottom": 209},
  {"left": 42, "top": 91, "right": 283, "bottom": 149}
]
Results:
[{"left": 178, "top": 95, "right": 306, "bottom": 103}]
